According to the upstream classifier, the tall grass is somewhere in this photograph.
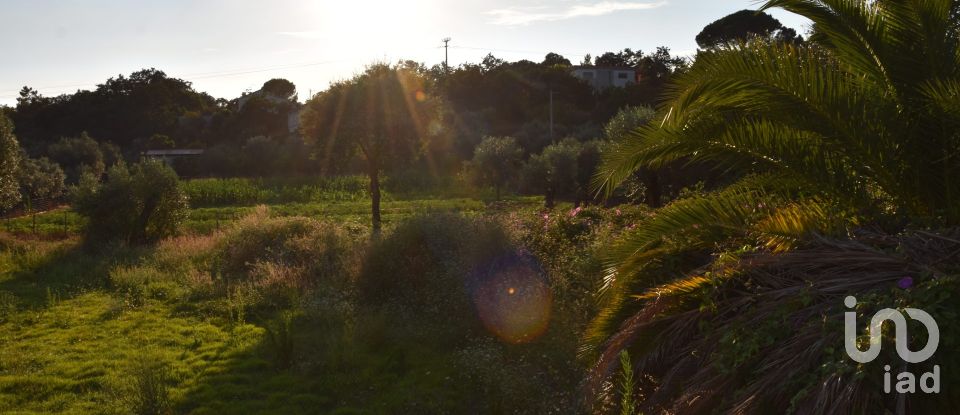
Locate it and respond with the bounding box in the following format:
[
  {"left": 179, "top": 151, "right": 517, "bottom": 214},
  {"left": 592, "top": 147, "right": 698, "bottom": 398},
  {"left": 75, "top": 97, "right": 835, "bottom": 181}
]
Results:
[{"left": 182, "top": 176, "right": 370, "bottom": 207}]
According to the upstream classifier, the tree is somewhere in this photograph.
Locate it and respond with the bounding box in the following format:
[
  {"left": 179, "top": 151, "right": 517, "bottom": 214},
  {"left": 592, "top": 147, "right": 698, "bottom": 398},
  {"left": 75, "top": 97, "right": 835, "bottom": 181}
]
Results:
[
  {"left": 468, "top": 136, "right": 522, "bottom": 200},
  {"left": 590, "top": 1, "right": 960, "bottom": 412},
  {"left": 301, "top": 63, "right": 443, "bottom": 232},
  {"left": 542, "top": 52, "right": 572, "bottom": 67},
  {"left": 11, "top": 69, "right": 217, "bottom": 152},
  {"left": 72, "top": 160, "right": 189, "bottom": 245},
  {"left": 261, "top": 78, "right": 297, "bottom": 101},
  {"left": 522, "top": 138, "right": 581, "bottom": 207},
  {"left": 0, "top": 114, "right": 21, "bottom": 210},
  {"left": 603, "top": 106, "right": 660, "bottom": 206},
  {"left": 17, "top": 155, "right": 65, "bottom": 201},
  {"left": 47, "top": 132, "right": 105, "bottom": 183},
  {"left": 594, "top": 52, "right": 630, "bottom": 67},
  {"left": 695, "top": 9, "right": 802, "bottom": 49}
]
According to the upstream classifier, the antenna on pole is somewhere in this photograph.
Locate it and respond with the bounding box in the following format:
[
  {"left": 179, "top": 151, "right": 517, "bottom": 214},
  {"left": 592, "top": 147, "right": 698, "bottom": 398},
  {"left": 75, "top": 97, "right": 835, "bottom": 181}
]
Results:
[{"left": 442, "top": 37, "right": 452, "bottom": 73}]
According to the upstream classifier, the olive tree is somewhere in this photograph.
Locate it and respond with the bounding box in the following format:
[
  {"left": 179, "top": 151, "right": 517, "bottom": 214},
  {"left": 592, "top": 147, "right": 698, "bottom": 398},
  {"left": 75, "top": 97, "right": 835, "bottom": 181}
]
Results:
[
  {"left": 0, "top": 114, "right": 21, "bottom": 210},
  {"left": 467, "top": 136, "right": 522, "bottom": 200},
  {"left": 301, "top": 63, "right": 443, "bottom": 232}
]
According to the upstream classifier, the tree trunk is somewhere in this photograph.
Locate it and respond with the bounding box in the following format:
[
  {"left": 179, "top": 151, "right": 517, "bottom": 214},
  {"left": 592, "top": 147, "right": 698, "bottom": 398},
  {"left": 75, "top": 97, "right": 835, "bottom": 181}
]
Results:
[
  {"left": 643, "top": 170, "right": 661, "bottom": 208},
  {"left": 370, "top": 168, "right": 382, "bottom": 234},
  {"left": 545, "top": 186, "right": 555, "bottom": 208}
]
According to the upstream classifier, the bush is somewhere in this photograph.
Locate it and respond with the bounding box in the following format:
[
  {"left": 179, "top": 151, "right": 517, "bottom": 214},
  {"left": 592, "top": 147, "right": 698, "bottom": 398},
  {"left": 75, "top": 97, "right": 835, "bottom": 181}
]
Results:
[
  {"left": 17, "top": 155, "right": 66, "bottom": 201},
  {"left": 72, "top": 160, "right": 189, "bottom": 245},
  {"left": 0, "top": 114, "right": 21, "bottom": 210},
  {"left": 357, "top": 213, "right": 519, "bottom": 343},
  {"left": 126, "top": 356, "right": 172, "bottom": 415},
  {"left": 213, "top": 206, "right": 360, "bottom": 308}
]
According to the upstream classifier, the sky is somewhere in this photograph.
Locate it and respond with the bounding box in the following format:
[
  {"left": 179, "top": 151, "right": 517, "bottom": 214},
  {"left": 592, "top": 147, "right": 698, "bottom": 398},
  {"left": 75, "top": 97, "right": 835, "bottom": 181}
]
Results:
[{"left": 0, "top": 0, "right": 811, "bottom": 106}]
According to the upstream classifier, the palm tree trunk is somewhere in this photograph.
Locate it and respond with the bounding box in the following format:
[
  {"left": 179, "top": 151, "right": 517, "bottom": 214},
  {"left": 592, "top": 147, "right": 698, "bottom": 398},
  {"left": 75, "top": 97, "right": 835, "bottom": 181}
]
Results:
[{"left": 643, "top": 170, "right": 661, "bottom": 208}]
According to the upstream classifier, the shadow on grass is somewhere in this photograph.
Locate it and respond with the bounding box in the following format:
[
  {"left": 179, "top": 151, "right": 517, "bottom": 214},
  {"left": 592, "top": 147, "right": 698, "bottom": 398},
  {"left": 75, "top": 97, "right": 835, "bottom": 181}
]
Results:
[
  {"left": 0, "top": 237, "right": 145, "bottom": 310},
  {"left": 171, "top": 310, "right": 475, "bottom": 415}
]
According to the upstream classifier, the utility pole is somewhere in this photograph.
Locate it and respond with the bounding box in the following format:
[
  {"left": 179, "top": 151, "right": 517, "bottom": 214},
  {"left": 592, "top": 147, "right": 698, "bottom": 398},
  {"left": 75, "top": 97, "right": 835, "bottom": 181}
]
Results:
[
  {"left": 442, "top": 37, "right": 451, "bottom": 73},
  {"left": 549, "top": 89, "right": 555, "bottom": 142}
]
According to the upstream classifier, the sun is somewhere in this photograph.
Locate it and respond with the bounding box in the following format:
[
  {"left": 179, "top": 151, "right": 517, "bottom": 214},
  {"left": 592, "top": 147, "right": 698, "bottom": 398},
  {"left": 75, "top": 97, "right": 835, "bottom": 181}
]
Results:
[{"left": 304, "top": 0, "right": 437, "bottom": 47}]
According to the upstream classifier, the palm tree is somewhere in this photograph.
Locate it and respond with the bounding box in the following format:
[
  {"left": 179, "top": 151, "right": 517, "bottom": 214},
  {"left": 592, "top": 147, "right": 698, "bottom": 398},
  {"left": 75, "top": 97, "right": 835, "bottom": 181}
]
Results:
[{"left": 586, "top": 1, "right": 960, "bottom": 413}]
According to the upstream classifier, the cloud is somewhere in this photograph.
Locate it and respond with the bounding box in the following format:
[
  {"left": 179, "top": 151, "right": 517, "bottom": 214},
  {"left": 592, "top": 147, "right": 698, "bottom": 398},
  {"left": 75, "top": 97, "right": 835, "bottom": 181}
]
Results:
[
  {"left": 276, "top": 31, "right": 325, "bottom": 40},
  {"left": 487, "top": 1, "right": 667, "bottom": 26}
]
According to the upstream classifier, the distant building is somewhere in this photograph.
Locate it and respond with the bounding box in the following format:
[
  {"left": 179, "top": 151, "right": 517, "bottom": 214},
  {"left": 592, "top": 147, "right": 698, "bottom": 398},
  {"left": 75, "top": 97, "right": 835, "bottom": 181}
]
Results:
[
  {"left": 570, "top": 66, "right": 637, "bottom": 90},
  {"left": 143, "top": 149, "right": 204, "bottom": 165}
]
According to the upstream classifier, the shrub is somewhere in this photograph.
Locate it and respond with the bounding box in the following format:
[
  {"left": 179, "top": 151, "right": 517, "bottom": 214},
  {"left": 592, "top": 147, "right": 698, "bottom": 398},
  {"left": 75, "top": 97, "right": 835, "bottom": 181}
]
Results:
[
  {"left": 17, "top": 155, "right": 66, "bottom": 201},
  {"left": 357, "top": 213, "right": 518, "bottom": 343},
  {"left": 0, "top": 114, "right": 21, "bottom": 210},
  {"left": 126, "top": 356, "right": 172, "bottom": 415},
  {"left": 72, "top": 160, "right": 189, "bottom": 245},
  {"left": 213, "top": 206, "right": 360, "bottom": 308}
]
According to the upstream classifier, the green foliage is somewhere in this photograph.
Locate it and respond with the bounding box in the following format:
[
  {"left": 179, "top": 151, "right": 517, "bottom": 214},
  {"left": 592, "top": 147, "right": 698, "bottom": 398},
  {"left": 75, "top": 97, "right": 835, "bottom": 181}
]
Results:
[
  {"left": 47, "top": 132, "right": 106, "bottom": 183},
  {"left": 603, "top": 106, "right": 655, "bottom": 141},
  {"left": 265, "top": 312, "right": 297, "bottom": 370},
  {"left": 357, "top": 213, "right": 510, "bottom": 342},
  {"left": 16, "top": 155, "right": 65, "bottom": 200},
  {"left": 72, "top": 160, "right": 189, "bottom": 245},
  {"left": 591, "top": 0, "right": 960, "bottom": 412},
  {"left": 301, "top": 63, "right": 445, "bottom": 230},
  {"left": 521, "top": 138, "right": 584, "bottom": 204},
  {"left": 0, "top": 114, "right": 21, "bottom": 210},
  {"left": 13, "top": 69, "right": 217, "bottom": 151},
  {"left": 126, "top": 356, "right": 172, "bottom": 415},
  {"left": 182, "top": 176, "right": 370, "bottom": 207},
  {"left": 213, "top": 207, "right": 358, "bottom": 308},
  {"left": 261, "top": 78, "right": 297, "bottom": 100},
  {"left": 466, "top": 136, "right": 523, "bottom": 199},
  {"left": 696, "top": 9, "right": 802, "bottom": 49},
  {"left": 618, "top": 351, "right": 636, "bottom": 415}
]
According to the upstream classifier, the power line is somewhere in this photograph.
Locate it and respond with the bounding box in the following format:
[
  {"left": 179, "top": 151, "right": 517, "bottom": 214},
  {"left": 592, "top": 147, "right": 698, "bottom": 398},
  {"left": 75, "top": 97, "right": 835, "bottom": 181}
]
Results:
[
  {"left": 0, "top": 59, "right": 349, "bottom": 99},
  {"left": 450, "top": 45, "right": 589, "bottom": 58}
]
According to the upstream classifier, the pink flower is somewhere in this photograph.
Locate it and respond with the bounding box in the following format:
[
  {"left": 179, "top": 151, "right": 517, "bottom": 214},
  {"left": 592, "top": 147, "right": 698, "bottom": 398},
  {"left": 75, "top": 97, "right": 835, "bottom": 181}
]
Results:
[
  {"left": 542, "top": 213, "right": 550, "bottom": 220},
  {"left": 569, "top": 207, "right": 582, "bottom": 217},
  {"left": 615, "top": 208, "right": 622, "bottom": 216}
]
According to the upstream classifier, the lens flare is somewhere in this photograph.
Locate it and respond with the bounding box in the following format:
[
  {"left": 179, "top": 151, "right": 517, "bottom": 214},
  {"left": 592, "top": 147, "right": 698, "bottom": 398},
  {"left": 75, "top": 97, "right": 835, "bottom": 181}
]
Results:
[
  {"left": 415, "top": 90, "right": 427, "bottom": 102},
  {"left": 471, "top": 255, "right": 552, "bottom": 344}
]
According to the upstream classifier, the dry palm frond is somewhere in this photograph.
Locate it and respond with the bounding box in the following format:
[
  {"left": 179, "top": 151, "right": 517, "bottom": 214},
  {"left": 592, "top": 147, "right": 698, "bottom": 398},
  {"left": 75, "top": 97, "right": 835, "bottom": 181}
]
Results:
[{"left": 588, "top": 228, "right": 960, "bottom": 414}]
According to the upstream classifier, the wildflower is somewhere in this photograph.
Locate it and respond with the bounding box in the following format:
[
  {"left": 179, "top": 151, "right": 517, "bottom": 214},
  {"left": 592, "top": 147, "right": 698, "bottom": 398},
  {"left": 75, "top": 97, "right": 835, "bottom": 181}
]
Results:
[
  {"left": 615, "top": 208, "right": 622, "bottom": 216},
  {"left": 897, "top": 277, "right": 914, "bottom": 289},
  {"left": 569, "top": 206, "right": 582, "bottom": 217}
]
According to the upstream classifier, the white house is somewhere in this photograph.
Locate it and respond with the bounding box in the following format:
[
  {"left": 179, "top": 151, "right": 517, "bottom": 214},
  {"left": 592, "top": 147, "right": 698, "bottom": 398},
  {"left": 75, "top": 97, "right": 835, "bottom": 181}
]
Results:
[{"left": 570, "top": 66, "right": 637, "bottom": 90}]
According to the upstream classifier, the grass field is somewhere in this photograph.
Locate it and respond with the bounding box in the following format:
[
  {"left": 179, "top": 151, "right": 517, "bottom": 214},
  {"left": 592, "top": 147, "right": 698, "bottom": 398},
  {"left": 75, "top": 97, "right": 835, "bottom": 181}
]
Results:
[{"left": 0, "top": 178, "right": 630, "bottom": 414}]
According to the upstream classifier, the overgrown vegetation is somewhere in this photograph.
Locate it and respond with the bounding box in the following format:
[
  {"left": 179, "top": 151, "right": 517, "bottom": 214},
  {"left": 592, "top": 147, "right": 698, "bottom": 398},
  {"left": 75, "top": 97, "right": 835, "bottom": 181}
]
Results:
[
  {"left": 0, "top": 195, "right": 638, "bottom": 413},
  {"left": 589, "top": 0, "right": 960, "bottom": 413},
  {"left": 71, "top": 160, "right": 189, "bottom": 245}
]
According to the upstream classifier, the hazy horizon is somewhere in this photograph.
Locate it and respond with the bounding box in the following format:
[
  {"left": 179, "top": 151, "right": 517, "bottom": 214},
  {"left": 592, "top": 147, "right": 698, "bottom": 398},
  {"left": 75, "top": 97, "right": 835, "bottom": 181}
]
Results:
[{"left": 0, "top": 0, "right": 810, "bottom": 106}]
